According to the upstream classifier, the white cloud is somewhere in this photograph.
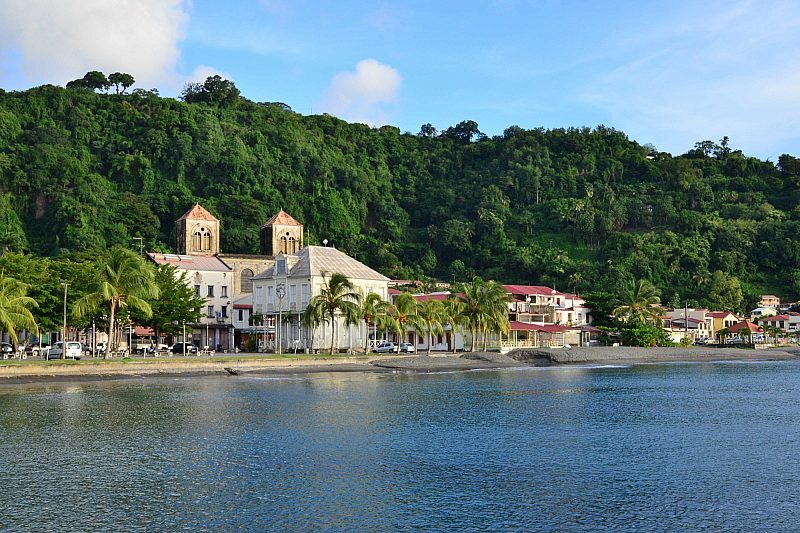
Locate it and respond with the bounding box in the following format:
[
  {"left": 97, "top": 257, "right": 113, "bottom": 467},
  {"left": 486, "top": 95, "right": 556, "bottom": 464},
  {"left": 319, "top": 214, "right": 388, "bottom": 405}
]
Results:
[
  {"left": 317, "top": 59, "right": 402, "bottom": 126},
  {"left": 580, "top": 0, "right": 800, "bottom": 157},
  {"left": 0, "top": 0, "right": 189, "bottom": 88},
  {"left": 185, "top": 65, "right": 232, "bottom": 85}
]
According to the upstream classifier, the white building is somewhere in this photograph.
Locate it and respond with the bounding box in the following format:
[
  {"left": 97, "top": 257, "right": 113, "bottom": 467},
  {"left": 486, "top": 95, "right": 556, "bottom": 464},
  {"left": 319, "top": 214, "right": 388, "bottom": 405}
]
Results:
[
  {"left": 147, "top": 253, "right": 234, "bottom": 351},
  {"left": 252, "top": 246, "right": 390, "bottom": 353}
]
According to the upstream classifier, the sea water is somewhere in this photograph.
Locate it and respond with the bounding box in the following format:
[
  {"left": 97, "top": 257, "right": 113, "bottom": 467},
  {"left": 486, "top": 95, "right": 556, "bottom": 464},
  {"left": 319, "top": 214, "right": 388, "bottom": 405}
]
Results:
[{"left": 2, "top": 361, "right": 800, "bottom": 531}]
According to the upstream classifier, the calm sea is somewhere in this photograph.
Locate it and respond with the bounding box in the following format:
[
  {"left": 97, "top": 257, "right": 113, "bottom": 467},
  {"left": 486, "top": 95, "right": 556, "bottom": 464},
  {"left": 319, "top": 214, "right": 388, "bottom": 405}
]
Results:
[{"left": 2, "top": 361, "right": 800, "bottom": 531}]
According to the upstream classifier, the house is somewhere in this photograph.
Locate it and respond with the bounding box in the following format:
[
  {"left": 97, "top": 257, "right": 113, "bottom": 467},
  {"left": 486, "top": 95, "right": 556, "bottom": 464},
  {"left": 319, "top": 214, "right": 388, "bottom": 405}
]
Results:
[
  {"left": 501, "top": 285, "right": 592, "bottom": 349},
  {"left": 147, "top": 252, "right": 234, "bottom": 351},
  {"left": 706, "top": 312, "right": 739, "bottom": 336},
  {"left": 252, "top": 246, "right": 390, "bottom": 353},
  {"left": 726, "top": 320, "right": 763, "bottom": 341},
  {"left": 759, "top": 295, "right": 781, "bottom": 308}
]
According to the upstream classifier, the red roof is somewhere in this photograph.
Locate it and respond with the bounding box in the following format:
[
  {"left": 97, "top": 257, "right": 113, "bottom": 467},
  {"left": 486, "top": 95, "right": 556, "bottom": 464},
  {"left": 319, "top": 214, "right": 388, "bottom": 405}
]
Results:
[
  {"left": 509, "top": 321, "right": 571, "bottom": 333},
  {"left": 503, "top": 284, "right": 564, "bottom": 296},
  {"left": 762, "top": 314, "right": 790, "bottom": 322},
  {"left": 178, "top": 203, "right": 218, "bottom": 222},
  {"left": 414, "top": 293, "right": 451, "bottom": 302},
  {"left": 133, "top": 326, "right": 155, "bottom": 336},
  {"left": 262, "top": 209, "right": 302, "bottom": 228},
  {"left": 388, "top": 288, "right": 401, "bottom": 295},
  {"left": 233, "top": 303, "right": 253, "bottom": 309},
  {"left": 729, "top": 321, "right": 763, "bottom": 333}
]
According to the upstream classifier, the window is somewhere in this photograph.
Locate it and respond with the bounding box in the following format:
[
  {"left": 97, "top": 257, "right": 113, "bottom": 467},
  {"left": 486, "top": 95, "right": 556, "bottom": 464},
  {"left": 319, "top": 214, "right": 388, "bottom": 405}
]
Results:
[
  {"left": 255, "top": 286, "right": 263, "bottom": 306},
  {"left": 277, "top": 258, "right": 286, "bottom": 275},
  {"left": 238, "top": 309, "right": 243, "bottom": 321},
  {"left": 289, "top": 285, "right": 297, "bottom": 304},
  {"left": 222, "top": 305, "right": 228, "bottom": 318},
  {"left": 207, "top": 285, "right": 214, "bottom": 297},
  {"left": 194, "top": 284, "right": 200, "bottom": 296},
  {"left": 301, "top": 284, "right": 310, "bottom": 304},
  {"left": 267, "top": 286, "right": 274, "bottom": 305},
  {"left": 221, "top": 286, "right": 228, "bottom": 298},
  {"left": 240, "top": 269, "right": 254, "bottom": 293},
  {"left": 207, "top": 305, "right": 214, "bottom": 318}
]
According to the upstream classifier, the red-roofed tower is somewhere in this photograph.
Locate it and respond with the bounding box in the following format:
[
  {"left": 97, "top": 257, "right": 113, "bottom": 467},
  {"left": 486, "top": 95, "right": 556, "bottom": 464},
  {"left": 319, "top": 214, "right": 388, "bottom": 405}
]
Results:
[{"left": 176, "top": 203, "right": 220, "bottom": 255}]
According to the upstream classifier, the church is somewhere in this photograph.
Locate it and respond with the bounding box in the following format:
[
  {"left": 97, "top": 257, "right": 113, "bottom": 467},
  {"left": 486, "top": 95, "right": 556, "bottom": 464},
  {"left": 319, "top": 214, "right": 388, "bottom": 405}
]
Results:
[{"left": 148, "top": 204, "right": 388, "bottom": 353}]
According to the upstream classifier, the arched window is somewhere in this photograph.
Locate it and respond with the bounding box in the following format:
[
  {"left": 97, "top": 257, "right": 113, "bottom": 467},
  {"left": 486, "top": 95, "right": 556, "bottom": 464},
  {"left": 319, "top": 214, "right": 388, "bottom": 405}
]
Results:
[
  {"left": 280, "top": 236, "right": 288, "bottom": 254},
  {"left": 241, "top": 269, "right": 254, "bottom": 293},
  {"left": 202, "top": 230, "right": 212, "bottom": 251},
  {"left": 288, "top": 236, "right": 296, "bottom": 253},
  {"left": 192, "top": 230, "right": 202, "bottom": 250}
]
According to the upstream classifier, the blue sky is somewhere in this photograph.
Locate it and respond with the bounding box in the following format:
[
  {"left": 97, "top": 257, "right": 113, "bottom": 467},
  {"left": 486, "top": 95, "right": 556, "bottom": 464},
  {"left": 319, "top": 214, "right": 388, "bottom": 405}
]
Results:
[{"left": 0, "top": 0, "right": 798, "bottom": 159}]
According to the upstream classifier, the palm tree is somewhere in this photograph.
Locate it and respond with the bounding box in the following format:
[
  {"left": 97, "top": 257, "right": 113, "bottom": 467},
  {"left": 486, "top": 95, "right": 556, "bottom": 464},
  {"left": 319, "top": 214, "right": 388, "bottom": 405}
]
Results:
[
  {"left": 442, "top": 297, "right": 465, "bottom": 353},
  {"left": 360, "top": 292, "right": 388, "bottom": 352},
  {"left": 612, "top": 279, "right": 663, "bottom": 326},
  {"left": 306, "top": 272, "right": 360, "bottom": 354},
  {"left": 457, "top": 277, "right": 510, "bottom": 352},
  {"left": 479, "top": 280, "right": 511, "bottom": 351},
  {"left": 301, "top": 303, "right": 325, "bottom": 353},
  {"left": 458, "top": 277, "right": 486, "bottom": 352},
  {"left": 72, "top": 246, "right": 159, "bottom": 358},
  {"left": 386, "top": 292, "right": 423, "bottom": 353},
  {"left": 0, "top": 275, "right": 38, "bottom": 346},
  {"left": 417, "top": 298, "right": 445, "bottom": 355}
]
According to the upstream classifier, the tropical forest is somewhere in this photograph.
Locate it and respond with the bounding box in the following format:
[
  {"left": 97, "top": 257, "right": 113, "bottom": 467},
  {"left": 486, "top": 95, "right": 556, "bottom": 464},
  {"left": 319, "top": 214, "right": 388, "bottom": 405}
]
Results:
[{"left": 2, "top": 72, "right": 800, "bottom": 325}]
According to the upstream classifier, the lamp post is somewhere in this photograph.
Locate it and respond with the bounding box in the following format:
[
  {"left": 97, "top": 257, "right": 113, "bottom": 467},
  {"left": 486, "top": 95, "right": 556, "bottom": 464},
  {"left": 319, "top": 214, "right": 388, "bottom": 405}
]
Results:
[
  {"left": 276, "top": 284, "right": 285, "bottom": 355},
  {"left": 91, "top": 316, "right": 96, "bottom": 359},
  {"left": 59, "top": 279, "right": 68, "bottom": 359},
  {"left": 182, "top": 320, "right": 186, "bottom": 356}
]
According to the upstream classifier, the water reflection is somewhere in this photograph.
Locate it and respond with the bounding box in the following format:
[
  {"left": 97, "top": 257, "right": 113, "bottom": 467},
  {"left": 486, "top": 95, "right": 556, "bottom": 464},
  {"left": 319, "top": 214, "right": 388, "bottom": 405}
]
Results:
[{"left": 2, "top": 361, "right": 800, "bottom": 530}]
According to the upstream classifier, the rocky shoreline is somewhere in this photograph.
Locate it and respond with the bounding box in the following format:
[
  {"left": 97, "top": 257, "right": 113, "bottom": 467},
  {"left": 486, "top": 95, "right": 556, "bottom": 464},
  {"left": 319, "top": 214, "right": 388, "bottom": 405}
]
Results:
[{"left": 0, "top": 347, "right": 797, "bottom": 384}]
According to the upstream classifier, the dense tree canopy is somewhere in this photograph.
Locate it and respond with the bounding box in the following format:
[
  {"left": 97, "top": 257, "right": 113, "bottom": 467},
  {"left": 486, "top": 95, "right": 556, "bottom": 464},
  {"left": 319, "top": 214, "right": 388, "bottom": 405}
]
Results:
[{"left": 0, "top": 79, "right": 798, "bottom": 313}]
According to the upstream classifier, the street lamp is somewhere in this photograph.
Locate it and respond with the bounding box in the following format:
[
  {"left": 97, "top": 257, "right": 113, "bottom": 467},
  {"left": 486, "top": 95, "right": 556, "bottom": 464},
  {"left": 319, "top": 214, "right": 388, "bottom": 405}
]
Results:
[
  {"left": 276, "top": 284, "right": 285, "bottom": 355},
  {"left": 58, "top": 279, "right": 69, "bottom": 344},
  {"left": 182, "top": 320, "right": 186, "bottom": 356}
]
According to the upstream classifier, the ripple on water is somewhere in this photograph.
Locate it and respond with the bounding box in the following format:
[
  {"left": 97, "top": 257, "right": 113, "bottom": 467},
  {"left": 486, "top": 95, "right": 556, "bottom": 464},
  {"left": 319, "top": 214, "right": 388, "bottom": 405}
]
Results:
[{"left": 1, "top": 362, "right": 800, "bottom": 530}]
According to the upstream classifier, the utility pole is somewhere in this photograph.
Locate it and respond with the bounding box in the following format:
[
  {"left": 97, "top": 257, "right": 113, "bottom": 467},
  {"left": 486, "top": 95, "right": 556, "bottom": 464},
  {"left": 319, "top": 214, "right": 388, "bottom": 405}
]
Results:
[
  {"left": 60, "top": 279, "right": 68, "bottom": 359},
  {"left": 132, "top": 237, "right": 144, "bottom": 256}
]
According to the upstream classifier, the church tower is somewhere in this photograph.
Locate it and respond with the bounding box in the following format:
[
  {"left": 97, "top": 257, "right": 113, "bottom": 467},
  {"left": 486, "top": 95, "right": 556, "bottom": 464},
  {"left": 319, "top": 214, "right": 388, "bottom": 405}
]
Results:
[
  {"left": 260, "top": 210, "right": 304, "bottom": 256},
  {"left": 176, "top": 203, "right": 220, "bottom": 256}
]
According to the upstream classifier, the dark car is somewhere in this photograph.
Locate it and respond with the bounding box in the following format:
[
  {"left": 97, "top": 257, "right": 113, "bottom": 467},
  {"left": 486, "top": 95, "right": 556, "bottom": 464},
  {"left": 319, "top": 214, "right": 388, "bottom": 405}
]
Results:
[{"left": 171, "top": 342, "right": 198, "bottom": 355}]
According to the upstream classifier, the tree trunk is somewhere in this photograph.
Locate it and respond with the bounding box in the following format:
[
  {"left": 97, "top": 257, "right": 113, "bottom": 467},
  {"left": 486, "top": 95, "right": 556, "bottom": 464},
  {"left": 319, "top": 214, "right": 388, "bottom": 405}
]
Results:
[
  {"left": 427, "top": 330, "right": 432, "bottom": 356},
  {"left": 106, "top": 301, "right": 117, "bottom": 359}
]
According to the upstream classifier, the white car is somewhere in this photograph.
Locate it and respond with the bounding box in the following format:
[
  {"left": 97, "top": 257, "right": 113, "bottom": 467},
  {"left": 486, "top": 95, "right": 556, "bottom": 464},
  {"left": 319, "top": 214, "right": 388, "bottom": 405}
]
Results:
[
  {"left": 373, "top": 342, "right": 396, "bottom": 353},
  {"left": 47, "top": 341, "right": 83, "bottom": 360},
  {"left": 399, "top": 342, "right": 415, "bottom": 353}
]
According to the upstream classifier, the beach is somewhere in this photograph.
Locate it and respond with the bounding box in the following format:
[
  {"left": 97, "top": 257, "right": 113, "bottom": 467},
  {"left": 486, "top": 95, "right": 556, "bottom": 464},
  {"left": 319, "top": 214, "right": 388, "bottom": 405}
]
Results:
[{"left": 0, "top": 346, "right": 798, "bottom": 384}]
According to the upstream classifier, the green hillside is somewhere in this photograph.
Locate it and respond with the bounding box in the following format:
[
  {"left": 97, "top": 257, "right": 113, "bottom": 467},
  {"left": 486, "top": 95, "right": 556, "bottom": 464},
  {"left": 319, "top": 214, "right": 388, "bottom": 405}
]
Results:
[{"left": 1, "top": 79, "right": 799, "bottom": 311}]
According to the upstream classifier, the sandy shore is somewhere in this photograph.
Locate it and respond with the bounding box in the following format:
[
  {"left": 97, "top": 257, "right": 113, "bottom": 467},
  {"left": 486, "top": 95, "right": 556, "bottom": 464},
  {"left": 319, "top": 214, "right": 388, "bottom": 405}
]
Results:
[{"left": 0, "top": 346, "right": 797, "bottom": 384}]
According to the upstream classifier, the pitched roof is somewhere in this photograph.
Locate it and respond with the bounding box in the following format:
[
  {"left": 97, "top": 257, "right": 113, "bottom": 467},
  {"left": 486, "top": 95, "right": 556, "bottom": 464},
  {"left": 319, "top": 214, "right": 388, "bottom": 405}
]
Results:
[
  {"left": 147, "top": 252, "right": 231, "bottom": 272},
  {"left": 707, "top": 311, "right": 736, "bottom": 318},
  {"left": 413, "top": 292, "right": 452, "bottom": 302},
  {"left": 254, "top": 246, "right": 389, "bottom": 281},
  {"left": 762, "top": 314, "right": 790, "bottom": 322},
  {"left": 262, "top": 209, "right": 302, "bottom": 228},
  {"left": 177, "top": 203, "right": 218, "bottom": 222},
  {"left": 728, "top": 320, "right": 763, "bottom": 333},
  {"left": 509, "top": 321, "right": 572, "bottom": 332},
  {"left": 503, "top": 284, "right": 564, "bottom": 296}
]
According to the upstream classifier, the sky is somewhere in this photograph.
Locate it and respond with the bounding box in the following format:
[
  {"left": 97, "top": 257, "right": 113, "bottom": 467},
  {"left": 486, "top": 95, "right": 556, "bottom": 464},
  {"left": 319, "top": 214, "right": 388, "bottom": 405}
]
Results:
[{"left": 0, "top": 0, "right": 798, "bottom": 159}]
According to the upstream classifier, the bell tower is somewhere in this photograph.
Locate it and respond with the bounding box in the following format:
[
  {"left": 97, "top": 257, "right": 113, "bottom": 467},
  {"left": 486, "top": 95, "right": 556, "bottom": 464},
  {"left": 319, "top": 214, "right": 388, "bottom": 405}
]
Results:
[
  {"left": 176, "top": 203, "right": 220, "bottom": 255},
  {"left": 260, "top": 210, "right": 304, "bottom": 256}
]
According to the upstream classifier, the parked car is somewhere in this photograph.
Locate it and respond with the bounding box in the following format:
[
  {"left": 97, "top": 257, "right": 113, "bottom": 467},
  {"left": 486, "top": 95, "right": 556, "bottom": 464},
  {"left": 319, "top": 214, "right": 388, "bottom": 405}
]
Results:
[
  {"left": 372, "top": 342, "right": 396, "bottom": 353},
  {"left": 25, "top": 342, "right": 50, "bottom": 357},
  {"left": 399, "top": 342, "right": 415, "bottom": 353},
  {"left": 95, "top": 341, "right": 107, "bottom": 355},
  {"left": 171, "top": 342, "right": 198, "bottom": 355},
  {"left": 47, "top": 341, "right": 83, "bottom": 360},
  {"left": 1, "top": 343, "right": 15, "bottom": 357}
]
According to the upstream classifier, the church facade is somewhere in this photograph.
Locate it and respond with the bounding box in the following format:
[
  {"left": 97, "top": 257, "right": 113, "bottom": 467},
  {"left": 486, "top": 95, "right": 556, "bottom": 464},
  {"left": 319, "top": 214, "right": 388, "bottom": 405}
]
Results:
[{"left": 150, "top": 204, "right": 309, "bottom": 351}]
